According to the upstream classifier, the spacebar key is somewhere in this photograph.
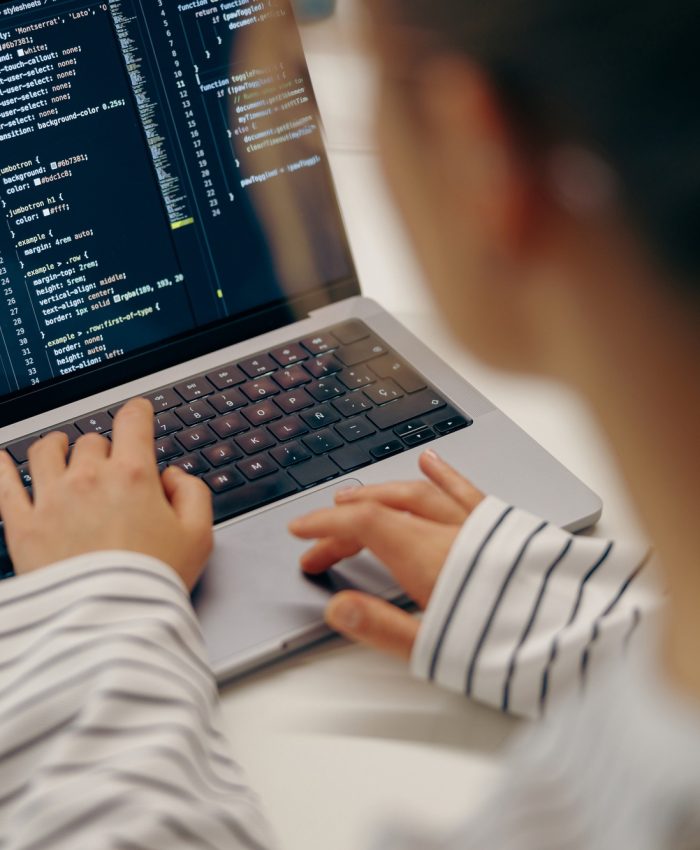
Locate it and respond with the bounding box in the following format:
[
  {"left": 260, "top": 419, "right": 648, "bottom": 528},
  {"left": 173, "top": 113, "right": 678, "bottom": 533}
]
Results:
[
  {"left": 367, "top": 390, "right": 446, "bottom": 431},
  {"left": 213, "top": 474, "right": 298, "bottom": 522}
]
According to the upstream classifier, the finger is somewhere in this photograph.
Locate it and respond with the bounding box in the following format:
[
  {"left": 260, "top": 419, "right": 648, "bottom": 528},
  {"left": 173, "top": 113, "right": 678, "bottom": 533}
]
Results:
[
  {"left": 289, "top": 503, "right": 441, "bottom": 603},
  {"left": 419, "top": 450, "right": 485, "bottom": 513},
  {"left": 69, "top": 433, "right": 110, "bottom": 466},
  {"left": 27, "top": 432, "right": 68, "bottom": 491},
  {"left": 325, "top": 590, "right": 419, "bottom": 660},
  {"left": 300, "top": 537, "right": 362, "bottom": 574},
  {"left": 334, "top": 480, "right": 467, "bottom": 524},
  {"left": 111, "top": 398, "right": 156, "bottom": 471},
  {"left": 0, "top": 451, "right": 32, "bottom": 527},
  {"left": 161, "top": 466, "right": 214, "bottom": 534}
]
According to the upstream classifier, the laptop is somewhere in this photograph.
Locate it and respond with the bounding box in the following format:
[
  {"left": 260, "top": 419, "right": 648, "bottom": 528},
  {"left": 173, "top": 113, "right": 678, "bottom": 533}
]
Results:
[{"left": 0, "top": 0, "right": 601, "bottom": 680}]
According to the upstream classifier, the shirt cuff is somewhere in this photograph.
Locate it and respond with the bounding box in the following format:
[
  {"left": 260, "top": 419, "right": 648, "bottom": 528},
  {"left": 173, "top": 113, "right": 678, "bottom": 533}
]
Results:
[
  {"left": 411, "top": 495, "right": 515, "bottom": 690},
  {"left": 4, "top": 550, "right": 186, "bottom": 595}
]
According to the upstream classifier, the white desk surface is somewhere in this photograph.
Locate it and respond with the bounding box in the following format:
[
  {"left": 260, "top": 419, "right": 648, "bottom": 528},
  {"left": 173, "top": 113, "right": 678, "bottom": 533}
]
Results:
[{"left": 217, "top": 5, "right": 645, "bottom": 849}]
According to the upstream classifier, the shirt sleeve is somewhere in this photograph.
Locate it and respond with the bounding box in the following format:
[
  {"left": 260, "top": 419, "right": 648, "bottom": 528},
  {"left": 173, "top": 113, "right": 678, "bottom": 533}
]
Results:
[
  {"left": 411, "top": 496, "right": 663, "bottom": 718},
  {"left": 0, "top": 552, "right": 277, "bottom": 850}
]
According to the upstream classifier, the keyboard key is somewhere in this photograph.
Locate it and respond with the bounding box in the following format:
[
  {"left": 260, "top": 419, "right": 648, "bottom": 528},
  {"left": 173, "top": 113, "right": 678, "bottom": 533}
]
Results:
[
  {"left": 18, "top": 466, "right": 33, "bottom": 487},
  {"left": 270, "top": 441, "right": 312, "bottom": 468},
  {"left": 369, "top": 356, "right": 427, "bottom": 394},
  {"left": 47, "top": 424, "right": 81, "bottom": 445},
  {"left": 174, "top": 377, "right": 214, "bottom": 401},
  {"left": 241, "top": 377, "right": 280, "bottom": 401},
  {"left": 364, "top": 379, "right": 404, "bottom": 405},
  {"left": 338, "top": 369, "right": 374, "bottom": 390},
  {"left": 154, "top": 411, "right": 182, "bottom": 437},
  {"left": 6, "top": 435, "right": 40, "bottom": 464},
  {"left": 204, "top": 467, "right": 246, "bottom": 494},
  {"left": 300, "top": 333, "right": 338, "bottom": 355},
  {"left": 145, "top": 388, "right": 182, "bottom": 412},
  {"left": 236, "top": 428, "right": 275, "bottom": 455},
  {"left": 301, "top": 405, "right": 341, "bottom": 430},
  {"left": 330, "top": 444, "right": 372, "bottom": 473},
  {"left": 394, "top": 419, "right": 426, "bottom": 437},
  {"left": 273, "top": 365, "right": 311, "bottom": 390},
  {"left": 238, "top": 456, "right": 278, "bottom": 481},
  {"left": 289, "top": 456, "right": 340, "bottom": 488},
  {"left": 176, "top": 400, "right": 216, "bottom": 427},
  {"left": 211, "top": 412, "right": 249, "bottom": 438},
  {"left": 239, "top": 354, "right": 276, "bottom": 378},
  {"left": 403, "top": 428, "right": 437, "bottom": 448},
  {"left": 276, "top": 388, "right": 314, "bottom": 414},
  {"left": 434, "top": 415, "right": 473, "bottom": 435},
  {"left": 155, "top": 435, "right": 183, "bottom": 461},
  {"left": 367, "top": 390, "right": 446, "bottom": 431},
  {"left": 332, "top": 394, "right": 372, "bottom": 418},
  {"left": 305, "top": 354, "right": 343, "bottom": 379},
  {"left": 370, "top": 439, "right": 404, "bottom": 460},
  {"left": 306, "top": 378, "right": 345, "bottom": 402},
  {"left": 209, "top": 389, "right": 247, "bottom": 414},
  {"left": 170, "top": 453, "right": 209, "bottom": 475},
  {"left": 303, "top": 429, "right": 344, "bottom": 455},
  {"left": 212, "top": 474, "right": 298, "bottom": 522},
  {"left": 203, "top": 441, "right": 244, "bottom": 467},
  {"left": 242, "top": 400, "right": 282, "bottom": 426},
  {"left": 206, "top": 365, "right": 246, "bottom": 389},
  {"left": 271, "top": 344, "right": 306, "bottom": 366},
  {"left": 175, "top": 424, "right": 216, "bottom": 452},
  {"left": 335, "top": 418, "right": 376, "bottom": 442},
  {"left": 268, "top": 416, "right": 309, "bottom": 442},
  {"left": 76, "top": 412, "right": 112, "bottom": 434},
  {"left": 336, "top": 338, "right": 387, "bottom": 367},
  {"left": 333, "top": 320, "right": 370, "bottom": 345}
]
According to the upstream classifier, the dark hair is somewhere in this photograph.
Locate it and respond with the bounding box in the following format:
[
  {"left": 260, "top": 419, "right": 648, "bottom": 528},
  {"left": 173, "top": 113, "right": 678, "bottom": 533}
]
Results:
[{"left": 380, "top": 1, "right": 699, "bottom": 287}]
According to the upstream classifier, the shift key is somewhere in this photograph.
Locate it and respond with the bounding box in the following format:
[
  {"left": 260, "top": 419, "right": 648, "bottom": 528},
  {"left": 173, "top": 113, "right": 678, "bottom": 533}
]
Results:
[{"left": 367, "top": 390, "right": 446, "bottom": 431}]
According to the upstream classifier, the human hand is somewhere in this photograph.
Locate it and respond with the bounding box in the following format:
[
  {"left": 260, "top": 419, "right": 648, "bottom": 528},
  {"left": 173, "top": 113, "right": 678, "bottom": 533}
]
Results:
[
  {"left": 0, "top": 398, "right": 213, "bottom": 589},
  {"left": 288, "top": 450, "right": 485, "bottom": 659}
]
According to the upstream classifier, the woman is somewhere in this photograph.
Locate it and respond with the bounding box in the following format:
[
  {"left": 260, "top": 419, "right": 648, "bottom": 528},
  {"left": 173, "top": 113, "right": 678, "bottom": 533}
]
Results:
[{"left": 0, "top": 1, "right": 697, "bottom": 848}]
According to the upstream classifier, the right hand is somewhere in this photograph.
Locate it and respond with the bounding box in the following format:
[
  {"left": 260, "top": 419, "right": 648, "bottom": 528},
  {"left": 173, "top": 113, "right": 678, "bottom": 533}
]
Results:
[
  {"left": 289, "top": 450, "right": 485, "bottom": 660},
  {"left": 0, "top": 398, "right": 214, "bottom": 589}
]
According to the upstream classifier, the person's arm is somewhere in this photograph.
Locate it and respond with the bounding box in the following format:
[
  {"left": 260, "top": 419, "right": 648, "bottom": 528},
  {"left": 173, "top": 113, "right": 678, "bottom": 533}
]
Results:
[
  {"left": 0, "top": 554, "right": 275, "bottom": 850},
  {"left": 411, "top": 494, "right": 660, "bottom": 717},
  {"left": 0, "top": 399, "right": 276, "bottom": 850},
  {"left": 290, "top": 450, "right": 663, "bottom": 718}
]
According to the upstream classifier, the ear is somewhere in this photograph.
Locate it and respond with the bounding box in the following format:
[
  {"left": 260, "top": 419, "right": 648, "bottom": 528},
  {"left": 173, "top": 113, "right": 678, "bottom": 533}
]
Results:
[{"left": 413, "top": 56, "right": 538, "bottom": 260}]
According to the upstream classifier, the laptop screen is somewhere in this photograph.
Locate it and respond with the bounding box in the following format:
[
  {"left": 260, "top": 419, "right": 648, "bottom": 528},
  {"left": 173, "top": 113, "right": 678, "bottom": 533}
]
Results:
[{"left": 0, "top": 0, "right": 355, "bottom": 419}]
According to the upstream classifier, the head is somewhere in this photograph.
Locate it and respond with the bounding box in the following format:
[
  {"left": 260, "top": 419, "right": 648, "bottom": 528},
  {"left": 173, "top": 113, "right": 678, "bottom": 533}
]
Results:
[{"left": 363, "top": 1, "right": 699, "bottom": 386}]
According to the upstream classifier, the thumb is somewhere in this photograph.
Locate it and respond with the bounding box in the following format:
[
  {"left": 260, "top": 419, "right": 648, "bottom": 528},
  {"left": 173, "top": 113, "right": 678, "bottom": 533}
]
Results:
[
  {"left": 325, "top": 591, "right": 419, "bottom": 661},
  {"left": 161, "top": 466, "right": 214, "bottom": 532}
]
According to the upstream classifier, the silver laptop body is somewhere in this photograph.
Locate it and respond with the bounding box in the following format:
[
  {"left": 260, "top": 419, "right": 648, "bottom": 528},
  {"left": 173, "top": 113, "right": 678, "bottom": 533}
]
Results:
[{"left": 0, "top": 0, "right": 601, "bottom": 681}]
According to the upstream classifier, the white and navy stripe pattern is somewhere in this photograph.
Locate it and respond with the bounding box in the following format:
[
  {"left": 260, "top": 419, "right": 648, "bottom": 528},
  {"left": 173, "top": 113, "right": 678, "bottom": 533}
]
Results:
[
  {"left": 0, "top": 502, "right": 667, "bottom": 850},
  {"left": 412, "top": 496, "right": 661, "bottom": 718},
  {"left": 0, "top": 552, "right": 276, "bottom": 850}
]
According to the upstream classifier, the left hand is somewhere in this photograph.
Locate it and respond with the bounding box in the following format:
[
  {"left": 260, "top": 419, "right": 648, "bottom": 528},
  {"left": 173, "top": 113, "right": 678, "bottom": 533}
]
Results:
[{"left": 288, "top": 450, "right": 485, "bottom": 660}]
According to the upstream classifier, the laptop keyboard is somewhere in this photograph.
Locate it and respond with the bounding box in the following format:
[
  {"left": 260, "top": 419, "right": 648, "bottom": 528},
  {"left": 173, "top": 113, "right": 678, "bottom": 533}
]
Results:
[{"left": 0, "top": 320, "right": 472, "bottom": 579}]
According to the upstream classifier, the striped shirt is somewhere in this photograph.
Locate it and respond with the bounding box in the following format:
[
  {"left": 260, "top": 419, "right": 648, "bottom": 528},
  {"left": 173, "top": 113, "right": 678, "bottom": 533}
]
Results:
[{"left": 2, "top": 496, "right": 691, "bottom": 850}]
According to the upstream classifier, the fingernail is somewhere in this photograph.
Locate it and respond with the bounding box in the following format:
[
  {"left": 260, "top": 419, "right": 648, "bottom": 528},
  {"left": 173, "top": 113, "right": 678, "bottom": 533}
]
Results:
[
  {"left": 423, "top": 449, "right": 442, "bottom": 463},
  {"left": 329, "top": 599, "right": 362, "bottom": 632},
  {"left": 335, "top": 487, "right": 359, "bottom": 502}
]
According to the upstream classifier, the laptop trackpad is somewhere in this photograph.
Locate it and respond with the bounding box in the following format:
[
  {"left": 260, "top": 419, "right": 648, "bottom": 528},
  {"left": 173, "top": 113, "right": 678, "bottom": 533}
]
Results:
[{"left": 193, "top": 480, "right": 401, "bottom": 671}]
